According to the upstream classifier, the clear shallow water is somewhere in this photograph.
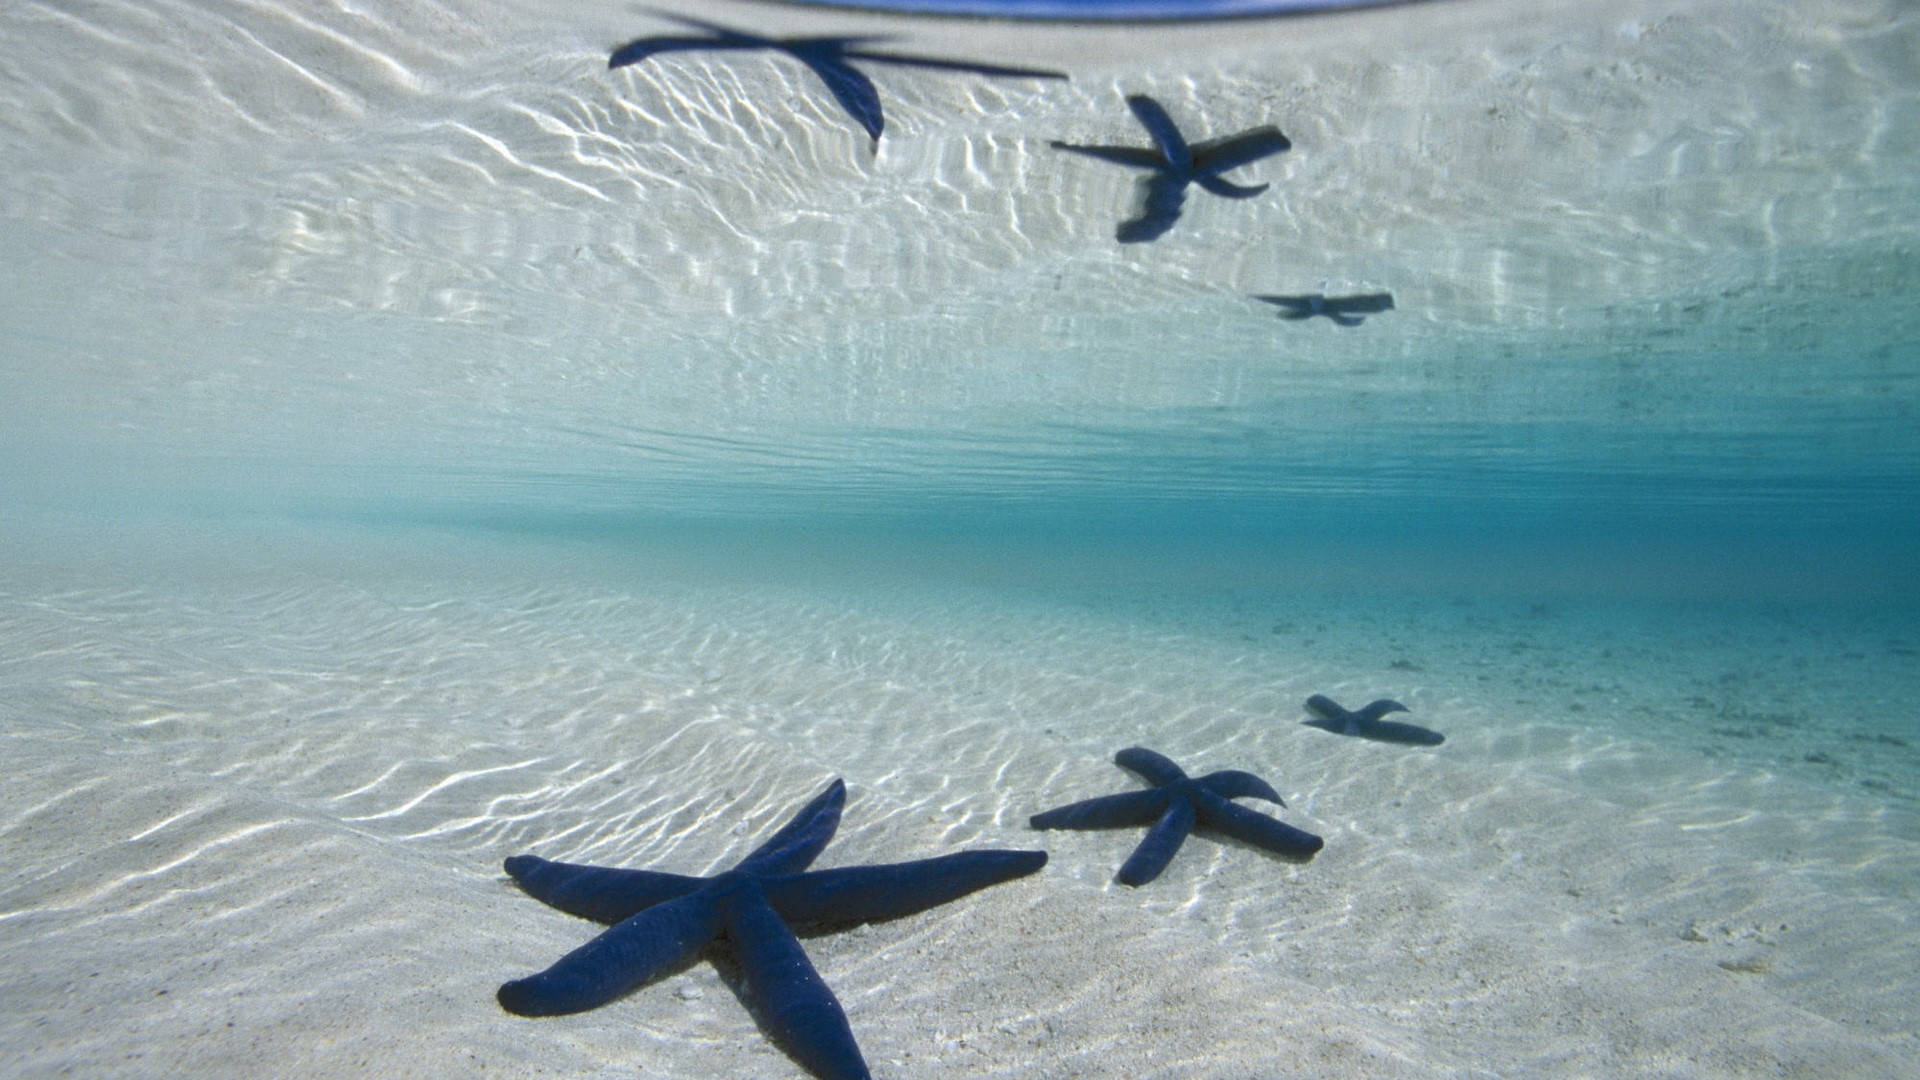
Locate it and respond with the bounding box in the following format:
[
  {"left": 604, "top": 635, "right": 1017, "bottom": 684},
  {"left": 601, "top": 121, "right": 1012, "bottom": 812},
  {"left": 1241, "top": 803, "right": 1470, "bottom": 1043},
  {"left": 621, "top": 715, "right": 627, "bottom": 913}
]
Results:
[{"left": 3, "top": 0, "right": 1918, "bottom": 1076}]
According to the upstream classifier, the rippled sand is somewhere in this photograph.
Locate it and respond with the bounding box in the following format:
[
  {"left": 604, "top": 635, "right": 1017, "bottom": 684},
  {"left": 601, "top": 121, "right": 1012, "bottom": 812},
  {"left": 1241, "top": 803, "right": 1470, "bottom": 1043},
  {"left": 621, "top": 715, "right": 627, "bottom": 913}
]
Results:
[{"left": 3, "top": 513, "right": 1915, "bottom": 1077}]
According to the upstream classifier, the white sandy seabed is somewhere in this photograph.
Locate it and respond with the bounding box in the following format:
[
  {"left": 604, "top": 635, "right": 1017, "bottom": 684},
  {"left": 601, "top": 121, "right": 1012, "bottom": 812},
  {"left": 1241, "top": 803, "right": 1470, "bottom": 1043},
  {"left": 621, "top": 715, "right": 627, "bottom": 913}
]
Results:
[{"left": 1, "top": 512, "right": 1916, "bottom": 1079}]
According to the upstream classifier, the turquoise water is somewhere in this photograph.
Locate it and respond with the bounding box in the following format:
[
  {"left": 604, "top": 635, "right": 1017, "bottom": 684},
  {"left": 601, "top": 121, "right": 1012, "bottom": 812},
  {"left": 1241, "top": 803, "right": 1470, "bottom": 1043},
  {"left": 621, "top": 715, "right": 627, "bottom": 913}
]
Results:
[{"left": 3, "top": 0, "right": 1919, "bottom": 1076}]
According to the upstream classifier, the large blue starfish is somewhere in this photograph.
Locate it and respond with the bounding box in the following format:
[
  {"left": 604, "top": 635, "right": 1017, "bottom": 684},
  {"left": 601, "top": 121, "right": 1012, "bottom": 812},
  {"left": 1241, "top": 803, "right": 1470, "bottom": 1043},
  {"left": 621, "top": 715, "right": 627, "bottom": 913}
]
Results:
[
  {"left": 497, "top": 779, "right": 1046, "bottom": 1080},
  {"left": 609, "top": 12, "right": 1068, "bottom": 143},
  {"left": 1029, "top": 748, "right": 1321, "bottom": 886},
  {"left": 1051, "top": 95, "right": 1291, "bottom": 243}
]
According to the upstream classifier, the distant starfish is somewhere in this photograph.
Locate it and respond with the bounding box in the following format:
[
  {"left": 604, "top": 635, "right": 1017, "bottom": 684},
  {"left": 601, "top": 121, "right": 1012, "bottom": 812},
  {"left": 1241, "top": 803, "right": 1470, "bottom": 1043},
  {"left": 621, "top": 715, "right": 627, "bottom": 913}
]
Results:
[
  {"left": 1255, "top": 292, "right": 1396, "bottom": 327},
  {"left": 1029, "top": 747, "right": 1321, "bottom": 886},
  {"left": 1052, "top": 94, "right": 1290, "bottom": 243},
  {"left": 1302, "top": 694, "right": 1445, "bottom": 745},
  {"left": 609, "top": 12, "right": 1069, "bottom": 142},
  {"left": 497, "top": 779, "right": 1046, "bottom": 1080}
]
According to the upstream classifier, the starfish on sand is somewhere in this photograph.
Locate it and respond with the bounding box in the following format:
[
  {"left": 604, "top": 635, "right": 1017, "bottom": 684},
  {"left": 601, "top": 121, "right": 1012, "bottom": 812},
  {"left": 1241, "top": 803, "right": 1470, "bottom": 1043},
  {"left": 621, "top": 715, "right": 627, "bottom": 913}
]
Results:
[
  {"left": 1302, "top": 693, "right": 1445, "bottom": 745},
  {"left": 1029, "top": 747, "right": 1321, "bottom": 886},
  {"left": 497, "top": 778, "right": 1046, "bottom": 1080}
]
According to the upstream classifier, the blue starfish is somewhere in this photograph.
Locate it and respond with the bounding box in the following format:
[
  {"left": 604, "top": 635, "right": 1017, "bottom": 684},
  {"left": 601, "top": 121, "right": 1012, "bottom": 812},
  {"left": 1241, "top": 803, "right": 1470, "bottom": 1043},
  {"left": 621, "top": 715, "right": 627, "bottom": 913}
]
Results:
[
  {"left": 1255, "top": 292, "right": 1396, "bottom": 327},
  {"left": 1029, "top": 747, "right": 1321, "bottom": 886},
  {"left": 609, "top": 12, "right": 1068, "bottom": 143},
  {"left": 1051, "top": 94, "right": 1291, "bottom": 243},
  {"left": 497, "top": 779, "right": 1046, "bottom": 1080},
  {"left": 1303, "top": 694, "right": 1445, "bottom": 745}
]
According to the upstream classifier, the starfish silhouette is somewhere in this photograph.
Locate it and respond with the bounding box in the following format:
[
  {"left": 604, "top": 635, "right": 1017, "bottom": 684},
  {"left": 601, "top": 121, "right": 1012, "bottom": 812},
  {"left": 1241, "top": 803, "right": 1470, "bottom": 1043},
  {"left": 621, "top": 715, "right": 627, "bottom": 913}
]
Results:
[
  {"left": 1052, "top": 95, "right": 1290, "bottom": 243},
  {"left": 497, "top": 779, "right": 1046, "bottom": 1080},
  {"left": 608, "top": 12, "right": 1068, "bottom": 142},
  {"left": 1255, "top": 292, "right": 1396, "bottom": 327},
  {"left": 1029, "top": 747, "right": 1320, "bottom": 886},
  {"left": 1303, "top": 694, "right": 1445, "bottom": 745}
]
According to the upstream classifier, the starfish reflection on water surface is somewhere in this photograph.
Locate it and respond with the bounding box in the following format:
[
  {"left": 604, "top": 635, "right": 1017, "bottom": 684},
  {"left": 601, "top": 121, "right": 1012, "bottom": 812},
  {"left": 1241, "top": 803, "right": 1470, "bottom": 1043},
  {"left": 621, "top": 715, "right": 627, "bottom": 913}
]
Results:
[
  {"left": 1051, "top": 94, "right": 1291, "bottom": 243},
  {"left": 1255, "top": 292, "right": 1396, "bottom": 327},
  {"left": 609, "top": 12, "right": 1068, "bottom": 142},
  {"left": 1029, "top": 748, "right": 1321, "bottom": 886},
  {"left": 497, "top": 779, "right": 1046, "bottom": 1080}
]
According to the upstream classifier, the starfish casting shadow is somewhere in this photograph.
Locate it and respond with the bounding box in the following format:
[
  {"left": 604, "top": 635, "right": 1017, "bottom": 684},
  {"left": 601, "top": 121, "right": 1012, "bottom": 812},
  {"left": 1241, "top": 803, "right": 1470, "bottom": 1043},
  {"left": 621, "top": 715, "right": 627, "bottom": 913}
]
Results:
[
  {"left": 1029, "top": 747, "right": 1321, "bottom": 886},
  {"left": 1303, "top": 694, "right": 1446, "bottom": 746},
  {"left": 609, "top": 12, "right": 1069, "bottom": 143},
  {"left": 497, "top": 779, "right": 1047, "bottom": 1080},
  {"left": 1051, "top": 95, "right": 1291, "bottom": 243},
  {"left": 1255, "top": 292, "right": 1396, "bottom": 327}
]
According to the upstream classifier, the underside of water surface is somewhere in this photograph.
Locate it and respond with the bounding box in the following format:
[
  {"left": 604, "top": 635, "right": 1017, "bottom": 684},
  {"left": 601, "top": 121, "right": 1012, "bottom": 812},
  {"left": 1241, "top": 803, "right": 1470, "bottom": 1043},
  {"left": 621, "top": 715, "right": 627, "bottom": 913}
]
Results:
[{"left": 2, "top": 0, "right": 1914, "bottom": 600}]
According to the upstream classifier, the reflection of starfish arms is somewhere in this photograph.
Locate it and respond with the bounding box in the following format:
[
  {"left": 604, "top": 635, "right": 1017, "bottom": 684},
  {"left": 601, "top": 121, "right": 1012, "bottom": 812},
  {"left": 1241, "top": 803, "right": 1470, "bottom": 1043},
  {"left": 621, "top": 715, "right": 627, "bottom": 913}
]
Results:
[
  {"left": 609, "top": 12, "right": 1067, "bottom": 142},
  {"left": 1255, "top": 292, "right": 1396, "bottom": 327},
  {"left": 1052, "top": 95, "right": 1290, "bottom": 242},
  {"left": 498, "top": 779, "right": 1046, "bottom": 1080},
  {"left": 1029, "top": 747, "right": 1321, "bottom": 886}
]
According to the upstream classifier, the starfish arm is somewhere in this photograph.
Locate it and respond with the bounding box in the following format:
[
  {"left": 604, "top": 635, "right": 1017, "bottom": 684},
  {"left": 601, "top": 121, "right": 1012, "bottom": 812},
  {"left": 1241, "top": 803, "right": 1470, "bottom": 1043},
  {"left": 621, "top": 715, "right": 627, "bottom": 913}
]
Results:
[
  {"left": 845, "top": 50, "right": 1068, "bottom": 80},
  {"left": 496, "top": 888, "right": 725, "bottom": 1016},
  {"left": 503, "top": 854, "right": 705, "bottom": 924},
  {"left": 1360, "top": 718, "right": 1447, "bottom": 745},
  {"left": 1305, "top": 693, "right": 1350, "bottom": 720},
  {"left": 736, "top": 779, "right": 846, "bottom": 877},
  {"left": 726, "top": 890, "right": 872, "bottom": 1080},
  {"left": 1050, "top": 143, "right": 1167, "bottom": 169},
  {"left": 1337, "top": 294, "right": 1396, "bottom": 314},
  {"left": 1029, "top": 788, "right": 1167, "bottom": 830},
  {"left": 1355, "top": 699, "right": 1411, "bottom": 722},
  {"left": 1192, "top": 126, "right": 1290, "bottom": 174},
  {"left": 1125, "top": 95, "right": 1190, "bottom": 171},
  {"left": 1255, "top": 295, "right": 1315, "bottom": 319},
  {"left": 763, "top": 850, "right": 1047, "bottom": 925},
  {"left": 1195, "top": 175, "right": 1269, "bottom": 199},
  {"left": 1194, "top": 770, "right": 1285, "bottom": 807},
  {"left": 1190, "top": 788, "right": 1323, "bottom": 858},
  {"left": 800, "top": 55, "right": 886, "bottom": 141},
  {"left": 1116, "top": 172, "right": 1187, "bottom": 243},
  {"left": 608, "top": 36, "right": 757, "bottom": 70},
  {"left": 1116, "top": 796, "right": 1196, "bottom": 887},
  {"left": 1303, "top": 694, "right": 1360, "bottom": 731},
  {"left": 1113, "top": 747, "right": 1188, "bottom": 787}
]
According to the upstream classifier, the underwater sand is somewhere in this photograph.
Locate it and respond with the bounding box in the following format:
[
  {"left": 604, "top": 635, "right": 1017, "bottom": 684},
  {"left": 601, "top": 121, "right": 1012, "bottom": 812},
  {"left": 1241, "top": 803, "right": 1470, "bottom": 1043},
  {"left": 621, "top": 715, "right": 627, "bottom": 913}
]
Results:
[{"left": 3, "top": 512, "right": 1915, "bottom": 1078}]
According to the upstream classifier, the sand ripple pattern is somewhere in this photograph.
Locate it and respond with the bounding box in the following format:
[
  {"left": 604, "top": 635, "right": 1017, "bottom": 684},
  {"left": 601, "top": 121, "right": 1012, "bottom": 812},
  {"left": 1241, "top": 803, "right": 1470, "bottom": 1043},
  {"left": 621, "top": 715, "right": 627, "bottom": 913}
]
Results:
[{"left": 3, "top": 519, "right": 1918, "bottom": 1076}]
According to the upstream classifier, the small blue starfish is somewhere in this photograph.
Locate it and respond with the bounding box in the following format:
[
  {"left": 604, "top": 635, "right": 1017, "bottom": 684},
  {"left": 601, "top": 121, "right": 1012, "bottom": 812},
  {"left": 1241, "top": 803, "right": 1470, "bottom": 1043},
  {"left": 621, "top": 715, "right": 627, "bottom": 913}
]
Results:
[
  {"left": 1029, "top": 747, "right": 1321, "bottom": 886},
  {"left": 497, "top": 779, "right": 1046, "bottom": 1080},
  {"left": 1303, "top": 694, "right": 1445, "bottom": 745},
  {"left": 609, "top": 12, "right": 1068, "bottom": 143},
  {"left": 1052, "top": 94, "right": 1291, "bottom": 243},
  {"left": 1255, "top": 292, "right": 1396, "bottom": 327}
]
